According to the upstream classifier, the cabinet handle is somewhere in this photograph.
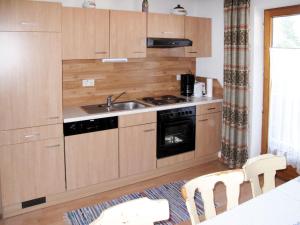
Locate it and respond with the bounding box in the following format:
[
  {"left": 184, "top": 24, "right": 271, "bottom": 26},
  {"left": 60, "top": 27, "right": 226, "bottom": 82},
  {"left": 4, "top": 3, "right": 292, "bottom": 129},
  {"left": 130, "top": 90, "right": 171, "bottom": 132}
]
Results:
[
  {"left": 95, "top": 51, "right": 108, "bottom": 54},
  {"left": 46, "top": 144, "right": 60, "bottom": 149},
  {"left": 162, "top": 31, "right": 174, "bottom": 34},
  {"left": 133, "top": 51, "right": 145, "bottom": 54},
  {"left": 207, "top": 108, "right": 216, "bottom": 110},
  {"left": 188, "top": 51, "right": 198, "bottom": 53},
  {"left": 24, "top": 133, "right": 40, "bottom": 139},
  {"left": 144, "top": 129, "right": 155, "bottom": 133},
  {"left": 20, "top": 21, "right": 39, "bottom": 27},
  {"left": 198, "top": 119, "right": 209, "bottom": 122}
]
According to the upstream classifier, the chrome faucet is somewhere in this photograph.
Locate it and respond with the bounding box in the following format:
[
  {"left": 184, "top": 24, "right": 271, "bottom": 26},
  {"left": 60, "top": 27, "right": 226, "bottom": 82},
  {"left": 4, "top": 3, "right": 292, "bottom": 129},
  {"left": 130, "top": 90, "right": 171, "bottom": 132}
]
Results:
[{"left": 107, "top": 91, "right": 126, "bottom": 108}]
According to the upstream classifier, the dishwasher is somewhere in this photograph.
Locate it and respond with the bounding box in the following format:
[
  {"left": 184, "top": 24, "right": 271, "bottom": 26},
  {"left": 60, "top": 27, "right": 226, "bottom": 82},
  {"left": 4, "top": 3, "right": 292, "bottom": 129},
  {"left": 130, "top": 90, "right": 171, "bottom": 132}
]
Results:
[{"left": 63, "top": 117, "right": 119, "bottom": 190}]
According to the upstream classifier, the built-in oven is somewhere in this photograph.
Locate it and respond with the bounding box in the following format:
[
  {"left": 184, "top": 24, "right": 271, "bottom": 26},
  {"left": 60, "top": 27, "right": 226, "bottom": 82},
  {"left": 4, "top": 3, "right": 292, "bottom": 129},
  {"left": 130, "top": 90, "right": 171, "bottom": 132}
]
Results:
[{"left": 157, "top": 106, "right": 196, "bottom": 159}]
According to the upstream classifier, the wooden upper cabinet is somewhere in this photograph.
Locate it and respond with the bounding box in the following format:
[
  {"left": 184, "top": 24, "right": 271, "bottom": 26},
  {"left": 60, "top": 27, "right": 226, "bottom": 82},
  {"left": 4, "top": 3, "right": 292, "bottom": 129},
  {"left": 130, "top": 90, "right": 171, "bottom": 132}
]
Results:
[
  {"left": 110, "top": 10, "right": 146, "bottom": 58},
  {"left": 0, "top": 0, "right": 61, "bottom": 32},
  {"left": 185, "top": 16, "right": 212, "bottom": 57},
  {"left": 0, "top": 32, "right": 62, "bottom": 130},
  {"left": 62, "top": 8, "right": 96, "bottom": 60},
  {"left": 62, "top": 8, "right": 109, "bottom": 60},
  {"left": 95, "top": 9, "right": 110, "bottom": 58},
  {"left": 147, "top": 13, "right": 185, "bottom": 38}
]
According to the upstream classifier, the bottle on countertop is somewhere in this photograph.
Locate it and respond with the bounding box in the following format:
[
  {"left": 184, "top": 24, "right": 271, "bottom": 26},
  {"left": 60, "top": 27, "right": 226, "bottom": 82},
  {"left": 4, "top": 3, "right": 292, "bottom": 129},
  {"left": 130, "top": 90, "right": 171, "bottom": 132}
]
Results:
[{"left": 142, "top": 0, "right": 149, "bottom": 13}]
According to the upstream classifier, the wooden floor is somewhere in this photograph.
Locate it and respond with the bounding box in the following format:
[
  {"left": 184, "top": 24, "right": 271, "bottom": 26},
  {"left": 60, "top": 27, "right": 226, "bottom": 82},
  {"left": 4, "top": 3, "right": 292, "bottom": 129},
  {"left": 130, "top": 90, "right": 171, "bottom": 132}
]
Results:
[{"left": 0, "top": 160, "right": 285, "bottom": 225}]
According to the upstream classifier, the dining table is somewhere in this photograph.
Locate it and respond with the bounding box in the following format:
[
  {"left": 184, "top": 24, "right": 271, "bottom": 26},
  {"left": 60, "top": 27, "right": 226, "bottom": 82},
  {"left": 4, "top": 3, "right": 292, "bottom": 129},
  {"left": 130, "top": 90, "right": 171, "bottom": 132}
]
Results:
[{"left": 199, "top": 176, "right": 300, "bottom": 225}]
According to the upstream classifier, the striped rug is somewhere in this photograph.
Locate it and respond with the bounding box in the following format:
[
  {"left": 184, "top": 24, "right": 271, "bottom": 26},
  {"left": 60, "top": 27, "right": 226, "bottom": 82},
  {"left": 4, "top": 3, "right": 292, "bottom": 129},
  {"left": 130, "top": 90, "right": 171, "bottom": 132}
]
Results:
[{"left": 65, "top": 180, "right": 205, "bottom": 225}]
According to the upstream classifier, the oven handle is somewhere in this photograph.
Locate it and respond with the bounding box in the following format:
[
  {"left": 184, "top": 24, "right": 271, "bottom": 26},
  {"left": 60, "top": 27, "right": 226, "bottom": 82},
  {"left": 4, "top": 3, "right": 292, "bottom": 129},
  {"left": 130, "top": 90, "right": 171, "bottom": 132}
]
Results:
[{"left": 159, "top": 118, "right": 194, "bottom": 127}]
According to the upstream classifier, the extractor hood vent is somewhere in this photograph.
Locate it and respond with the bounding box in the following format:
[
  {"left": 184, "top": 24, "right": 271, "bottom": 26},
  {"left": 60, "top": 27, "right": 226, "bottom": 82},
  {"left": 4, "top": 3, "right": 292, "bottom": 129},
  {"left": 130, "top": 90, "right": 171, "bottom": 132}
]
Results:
[{"left": 147, "top": 38, "right": 192, "bottom": 48}]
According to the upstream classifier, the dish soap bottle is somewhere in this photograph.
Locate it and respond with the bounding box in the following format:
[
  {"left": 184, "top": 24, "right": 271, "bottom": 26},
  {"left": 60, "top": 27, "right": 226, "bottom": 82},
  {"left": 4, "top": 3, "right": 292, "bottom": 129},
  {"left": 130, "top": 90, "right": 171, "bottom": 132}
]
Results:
[{"left": 142, "top": 0, "right": 149, "bottom": 13}]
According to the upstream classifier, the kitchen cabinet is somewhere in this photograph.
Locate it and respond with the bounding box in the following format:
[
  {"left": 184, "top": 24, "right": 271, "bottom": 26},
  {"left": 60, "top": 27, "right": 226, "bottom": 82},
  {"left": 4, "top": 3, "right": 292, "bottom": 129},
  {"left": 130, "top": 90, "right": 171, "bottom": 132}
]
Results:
[
  {"left": 195, "top": 107, "right": 222, "bottom": 158},
  {"left": 0, "top": 137, "right": 65, "bottom": 206},
  {"left": 65, "top": 129, "right": 119, "bottom": 190},
  {"left": 0, "top": 0, "right": 61, "bottom": 32},
  {"left": 0, "top": 32, "right": 62, "bottom": 130},
  {"left": 62, "top": 8, "right": 109, "bottom": 60},
  {"left": 95, "top": 10, "right": 110, "bottom": 58},
  {"left": 110, "top": 10, "right": 146, "bottom": 58},
  {"left": 147, "top": 13, "right": 185, "bottom": 38},
  {"left": 119, "top": 122, "right": 156, "bottom": 177},
  {"left": 185, "top": 16, "right": 212, "bottom": 57}
]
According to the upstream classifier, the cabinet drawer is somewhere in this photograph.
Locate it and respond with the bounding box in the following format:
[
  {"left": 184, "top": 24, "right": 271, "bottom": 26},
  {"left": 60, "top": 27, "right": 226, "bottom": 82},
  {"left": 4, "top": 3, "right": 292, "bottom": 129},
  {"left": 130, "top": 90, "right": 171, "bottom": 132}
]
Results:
[
  {"left": 197, "top": 102, "right": 222, "bottom": 115},
  {"left": 0, "top": 124, "right": 63, "bottom": 146},
  {"left": 0, "top": 0, "right": 62, "bottom": 32},
  {"left": 119, "top": 112, "right": 156, "bottom": 128}
]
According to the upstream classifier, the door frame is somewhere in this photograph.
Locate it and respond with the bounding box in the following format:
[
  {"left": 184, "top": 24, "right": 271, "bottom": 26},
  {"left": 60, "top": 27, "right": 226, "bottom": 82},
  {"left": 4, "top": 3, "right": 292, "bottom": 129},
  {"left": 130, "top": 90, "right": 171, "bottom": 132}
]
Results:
[{"left": 262, "top": 4, "right": 300, "bottom": 180}]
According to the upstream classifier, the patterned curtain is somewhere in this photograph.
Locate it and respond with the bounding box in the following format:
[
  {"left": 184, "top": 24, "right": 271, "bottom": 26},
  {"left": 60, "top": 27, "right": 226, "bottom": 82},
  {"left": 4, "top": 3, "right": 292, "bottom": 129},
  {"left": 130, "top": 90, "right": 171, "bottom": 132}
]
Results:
[{"left": 221, "top": 0, "right": 250, "bottom": 168}]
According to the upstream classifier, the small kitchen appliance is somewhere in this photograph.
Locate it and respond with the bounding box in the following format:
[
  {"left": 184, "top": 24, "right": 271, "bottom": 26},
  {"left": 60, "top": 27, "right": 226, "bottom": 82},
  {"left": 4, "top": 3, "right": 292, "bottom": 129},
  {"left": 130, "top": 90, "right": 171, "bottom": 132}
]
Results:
[
  {"left": 181, "top": 74, "right": 195, "bottom": 97},
  {"left": 194, "top": 82, "right": 206, "bottom": 97}
]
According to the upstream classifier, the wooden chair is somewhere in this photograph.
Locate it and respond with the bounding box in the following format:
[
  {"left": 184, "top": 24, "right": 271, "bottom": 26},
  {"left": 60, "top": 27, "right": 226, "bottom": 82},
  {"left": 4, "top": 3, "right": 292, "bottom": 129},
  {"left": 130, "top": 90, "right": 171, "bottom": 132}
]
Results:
[
  {"left": 181, "top": 169, "right": 244, "bottom": 225},
  {"left": 89, "top": 197, "right": 169, "bottom": 225},
  {"left": 242, "top": 154, "right": 287, "bottom": 197}
]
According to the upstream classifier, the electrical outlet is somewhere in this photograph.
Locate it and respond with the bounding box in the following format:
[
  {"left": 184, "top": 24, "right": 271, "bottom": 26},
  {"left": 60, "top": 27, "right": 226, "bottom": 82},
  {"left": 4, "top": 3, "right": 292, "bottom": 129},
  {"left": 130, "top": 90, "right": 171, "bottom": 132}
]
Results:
[
  {"left": 82, "top": 79, "right": 95, "bottom": 87},
  {"left": 176, "top": 74, "right": 181, "bottom": 81}
]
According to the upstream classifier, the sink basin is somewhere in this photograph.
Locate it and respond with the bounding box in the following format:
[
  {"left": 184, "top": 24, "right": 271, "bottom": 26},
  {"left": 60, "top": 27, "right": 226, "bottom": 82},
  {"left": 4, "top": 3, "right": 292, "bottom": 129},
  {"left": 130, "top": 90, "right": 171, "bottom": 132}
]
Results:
[
  {"left": 81, "top": 101, "right": 149, "bottom": 114},
  {"left": 112, "top": 101, "right": 147, "bottom": 111}
]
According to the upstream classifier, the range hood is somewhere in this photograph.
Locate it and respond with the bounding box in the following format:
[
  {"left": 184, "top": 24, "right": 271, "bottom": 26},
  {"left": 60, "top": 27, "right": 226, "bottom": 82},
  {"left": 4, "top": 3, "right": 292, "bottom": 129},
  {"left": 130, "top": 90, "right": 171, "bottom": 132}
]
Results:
[{"left": 147, "top": 38, "right": 192, "bottom": 48}]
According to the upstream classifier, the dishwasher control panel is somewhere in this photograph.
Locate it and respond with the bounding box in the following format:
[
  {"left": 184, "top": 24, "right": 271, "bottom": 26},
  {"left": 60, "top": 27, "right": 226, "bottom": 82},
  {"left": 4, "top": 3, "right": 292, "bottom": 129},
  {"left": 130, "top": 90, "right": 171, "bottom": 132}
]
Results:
[{"left": 64, "top": 117, "right": 118, "bottom": 136}]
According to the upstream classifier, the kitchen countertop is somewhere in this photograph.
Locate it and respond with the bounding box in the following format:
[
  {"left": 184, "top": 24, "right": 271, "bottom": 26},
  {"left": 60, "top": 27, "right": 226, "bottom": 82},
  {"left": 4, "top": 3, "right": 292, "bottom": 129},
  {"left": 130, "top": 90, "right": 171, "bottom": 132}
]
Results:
[{"left": 63, "top": 96, "right": 223, "bottom": 123}]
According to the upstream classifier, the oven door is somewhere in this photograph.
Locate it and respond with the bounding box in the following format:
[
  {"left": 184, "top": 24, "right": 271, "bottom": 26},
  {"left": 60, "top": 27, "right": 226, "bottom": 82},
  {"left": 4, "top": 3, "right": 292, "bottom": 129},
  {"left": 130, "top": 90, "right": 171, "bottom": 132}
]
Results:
[{"left": 157, "top": 116, "right": 195, "bottom": 159}]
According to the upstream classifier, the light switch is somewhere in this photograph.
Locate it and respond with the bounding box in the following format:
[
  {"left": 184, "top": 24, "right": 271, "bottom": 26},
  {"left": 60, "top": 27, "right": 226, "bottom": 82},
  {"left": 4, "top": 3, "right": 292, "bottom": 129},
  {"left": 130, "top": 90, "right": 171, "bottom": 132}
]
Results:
[{"left": 82, "top": 79, "right": 95, "bottom": 87}]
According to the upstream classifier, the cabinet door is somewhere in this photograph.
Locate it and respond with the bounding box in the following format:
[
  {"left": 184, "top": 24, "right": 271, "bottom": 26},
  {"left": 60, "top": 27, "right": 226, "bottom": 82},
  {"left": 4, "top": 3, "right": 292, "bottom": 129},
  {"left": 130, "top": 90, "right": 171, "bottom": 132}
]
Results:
[
  {"left": 0, "top": 138, "right": 65, "bottom": 206},
  {"left": 110, "top": 10, "right": 146, "bottom": 58},
  {"left": 95, "top": 9, "right": 110, "bottom": 59},
  {"left": 62, "top": 7, "right": 96, "bottom": 60},
  {"left": 0, "top": 32, "right": 62, "bottom": 130},
  {"left": 65, "top": 129, "right": 119, "bottom": 190},
  {"left": 0, "top": 0, "right": 61, "bottom": 32},
  {"left": 148, "top": 13, "right": 184, "bottom": 38},
  {"left": 185, "top": 17, "right": 212, "bottom": 57},
  {"left": 119, "top": 123, "right": 156, "bottom": 177},
  {"left": 196, "top": 112, "right": 222, "bottom": 158}
]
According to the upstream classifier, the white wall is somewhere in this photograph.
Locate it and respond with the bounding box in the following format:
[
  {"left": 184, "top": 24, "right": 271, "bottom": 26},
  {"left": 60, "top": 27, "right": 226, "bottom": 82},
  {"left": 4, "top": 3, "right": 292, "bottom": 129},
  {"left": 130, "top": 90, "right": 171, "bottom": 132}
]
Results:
[
  {"left": 248, "top": 0, "right": 300, "bottom": 157},
  {"left": 195, "top": 0, "right": 224, "bottom": 85}
]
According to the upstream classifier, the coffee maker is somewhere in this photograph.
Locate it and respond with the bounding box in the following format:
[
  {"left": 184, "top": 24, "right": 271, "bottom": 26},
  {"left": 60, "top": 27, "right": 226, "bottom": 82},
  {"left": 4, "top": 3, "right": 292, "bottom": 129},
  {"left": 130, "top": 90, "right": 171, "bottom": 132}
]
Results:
[{"left": 180, "top": 74, "right": 195, "bottom": 97}]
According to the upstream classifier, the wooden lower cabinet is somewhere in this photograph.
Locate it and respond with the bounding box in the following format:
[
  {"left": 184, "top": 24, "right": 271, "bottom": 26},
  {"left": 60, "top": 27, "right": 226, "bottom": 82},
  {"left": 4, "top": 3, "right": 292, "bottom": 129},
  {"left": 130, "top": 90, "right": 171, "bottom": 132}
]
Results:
[
  {"left": 0, "top": 138, "right": 65, "bottom": 206},
  {"left": 65, "top": 129, "right": 119, "bottom": 190},
  {"left": 196, "top": 112, "right": 222, "bottom": 158},
  {"left": 119, "top": 123, "right": 157, "bottom": 177}
]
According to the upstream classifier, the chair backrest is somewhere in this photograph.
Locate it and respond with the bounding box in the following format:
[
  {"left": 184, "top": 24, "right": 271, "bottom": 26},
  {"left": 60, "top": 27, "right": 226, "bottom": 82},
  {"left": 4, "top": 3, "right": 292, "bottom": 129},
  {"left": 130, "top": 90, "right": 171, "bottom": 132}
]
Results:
[
  {"left": 182, "top": 169, "right": 244, "bottom": 225},
  {"left": 89, "top": 197, "right": 169, "bottom": 225},
  {"left": 242, "top": 154, "right": 287, "bottom": 197}
]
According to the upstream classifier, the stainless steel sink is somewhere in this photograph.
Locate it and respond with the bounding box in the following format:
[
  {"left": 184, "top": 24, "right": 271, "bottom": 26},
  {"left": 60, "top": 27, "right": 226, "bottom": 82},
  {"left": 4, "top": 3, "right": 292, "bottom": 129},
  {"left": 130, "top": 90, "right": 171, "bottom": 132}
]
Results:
[{"left": 81, "top": 101, "right": 149, "bottom": 114}]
